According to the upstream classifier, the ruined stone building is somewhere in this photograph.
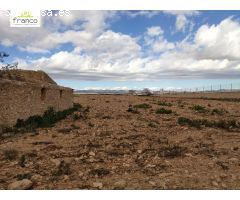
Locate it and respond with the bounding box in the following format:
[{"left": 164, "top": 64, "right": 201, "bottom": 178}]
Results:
[{"left": 0, "top": 69, "right": 73, "bottom": 128}]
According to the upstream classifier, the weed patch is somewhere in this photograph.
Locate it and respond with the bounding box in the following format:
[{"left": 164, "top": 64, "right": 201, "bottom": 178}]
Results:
[
  {"left": 159, "top": 145, "right": 186, "bottom": 158},
  {"left": 178, "top": 117, "right": 239, "bottom": 130},
  {"left": 3, "top": 149, "right": 18, "bottom": 160},
  {"left": 2, "top": 103, "right": 82, "bottom": 135},
  {"left": 157, "top": 101, "right": 172, "bottom": 107},
  {"left": 211, "top": 108, "right": 228, "bottom": 115},
  {"left": 53, "top": 160, "right": 71, "bottom": 176},
  {"left": 190, "top": 105, "right": 207, "bottom": 113},
  {"left": 127, "top": 105, "right": 139, "bottom": 113},
  {"left": 88, "top": 168, "right": 110, "bottom": 177},
  {"left": 134, "top": 103, "right": 152, "bottom": 109},
  {"left": 155, "top": 108, "right": 172, "bottom": 114}
]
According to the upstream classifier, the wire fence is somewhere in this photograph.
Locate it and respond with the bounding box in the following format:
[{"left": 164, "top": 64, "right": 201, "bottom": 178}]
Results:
[{"left": 159, "top": 83, "right": 240, "bottom": 94}]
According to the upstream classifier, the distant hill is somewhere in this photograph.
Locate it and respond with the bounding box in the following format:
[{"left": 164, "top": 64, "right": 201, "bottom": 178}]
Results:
[{"left": 75, "top": 90, "right": 129, "bottom": 95}]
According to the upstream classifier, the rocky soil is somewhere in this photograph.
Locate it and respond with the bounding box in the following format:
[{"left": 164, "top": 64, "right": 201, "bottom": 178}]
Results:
[{"left": 1, "top": 93, "right": 240, "bottom": 189}]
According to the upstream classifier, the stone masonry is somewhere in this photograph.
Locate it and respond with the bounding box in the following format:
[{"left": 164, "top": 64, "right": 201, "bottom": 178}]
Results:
[{"left": 0, "top": 69, "right": 73, "bottom": 128}]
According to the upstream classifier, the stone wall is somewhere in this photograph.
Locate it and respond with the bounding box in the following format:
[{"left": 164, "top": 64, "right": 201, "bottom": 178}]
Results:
[{"left": 0, "top": 78, "right": 73, "bottom": 127}]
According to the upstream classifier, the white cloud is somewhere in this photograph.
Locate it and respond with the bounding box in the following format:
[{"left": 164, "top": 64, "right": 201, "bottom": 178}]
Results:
[
  {"left": 175, "top": 15, "right": 187, "bottom": 32},
  {"left": 0, "top": 11, "right": 117, "bottom": 53},
  {"left": 2, "top": 11, "right": 240, "bottom": 81},
  {"left": 163, "top": 10, "right": 200, "bottom": 32},
  {"left": 147, "top": 26, "right": 164, "bottom": 36},
  {"left": 144, "top": 26, "right": 175, "bottom": 53},
  {"left": 163, "top": 10, "right": 200, "bottom": 16},
  {"left": 194, "top": 17, "right": 240, "bottom": 60},
  {"left": 124, "top": 11, "right": 161, "bottom": 18}
]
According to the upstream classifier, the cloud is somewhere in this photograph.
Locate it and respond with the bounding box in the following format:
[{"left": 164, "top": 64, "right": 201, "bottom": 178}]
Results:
[
  {"left": 0, "top": 11, "right": 117, "bottom": 53},
  {"left": 144, "top": 26, "right": 175, "bottom": 53},
  {"left": 194, "top": 17, "right": 240, "bottom": 60},
  {"left": 124, "top": 11, "right": 161, "bottom": 18},
  {"left": 146, "top": 26, "right": 164, "bottom": 36},
  {"left": 163, "top": 10, "right": 200, "bottom": 32},
  {"left": 2, "top": 11, "right": 240, "bottom": 81}
]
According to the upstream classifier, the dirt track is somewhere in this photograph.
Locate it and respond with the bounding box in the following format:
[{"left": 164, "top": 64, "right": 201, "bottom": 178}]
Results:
[{"left": 1, "top": 93, "right": 240, "bottom": 189}]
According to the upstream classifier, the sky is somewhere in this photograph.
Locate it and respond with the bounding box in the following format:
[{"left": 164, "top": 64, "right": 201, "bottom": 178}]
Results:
[{"left": 1, "top": 10, "right": 240, "bottom": 90}]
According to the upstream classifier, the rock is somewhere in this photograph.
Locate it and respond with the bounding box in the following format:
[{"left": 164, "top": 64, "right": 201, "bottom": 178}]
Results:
[
  {"left": 207, "top": 162, "right": 214, "bottom": 169},
  {"left": 212, "top": 181, "right": 218, "bottom": 187},
  {"left": 88, "top": 158, "right": 95, "bottom": 163},
  {"left": 229, "top": 158, "right": 238, "bottom": 163},
  {"left": 148, "top": 181, "right": 156, "bottom": 186},
  {"left": 221, "top": 183, "right": 227, "bottom": 188},
  {"left": 111, "top": 166, "right": 117, "bottom": 170},
  {"left": 92, "top": 182, "right": 103, "bottom": 189},
  {"left": 63, "top": 175, "right": 69, "bottom": 181},
  {"left": 51, "top": 159, "right": 61, "bottom": 167},
  {"left": 146, "top": 164, "right": 156, "bottom": 168},
  {"left": 8, "top": 179, "right": 33, "bottom": 190},
  {"left": 64, "top": 158, "right": 73, "bottom": 164},
  {"left": 219, "top": 173, "right": 227, "bottom": 179},
  {"left": 89, "top": 151, "right": 95, "bottom": 156},
  {"left": 78, "top": 172, "right": 84, "bottom": 177},
  {"left": 185, "top": 153, "right": 193, "bottom": 157},
  {"left": 31, "top": 174, "right": 42, "bottom": 183},
  {"left": 137, "top": 150, "right": 142, "bottom": 154},
  {"left": 114, "top": 180, "right": 126, "bottom": 189},
  {"left": 123, "top": 163, "right": 130, "bottom": 167}
]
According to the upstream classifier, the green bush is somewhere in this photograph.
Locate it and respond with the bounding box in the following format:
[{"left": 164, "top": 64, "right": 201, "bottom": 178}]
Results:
[
  {"left": 127, "top": 105, "right": 139, "bottom": 113},
  {"left": 178, "top": 117, "right": 239, "bottom": 130},
  {"left": 157, "top": 101, "right": 172, "bottom": 107},
  {"left": 190, "top": 105, "right": 207, "bottom": 113},
  {"left": 211, "top": 108, "right": 228, "bottom": 115},
  {"left": 134, "top": 103, "right": 152, "bottom": 109},
  {"left": 156, "top": 108, "right": 172, "bottom": 114},
  {"left": 13, "top": 103, "right": 82, "bottom": 133}
]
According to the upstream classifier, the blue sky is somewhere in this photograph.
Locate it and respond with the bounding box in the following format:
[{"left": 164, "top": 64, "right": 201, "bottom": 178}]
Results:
[{"left": 1, "top": 10, "right": 240, "bottom": 90}]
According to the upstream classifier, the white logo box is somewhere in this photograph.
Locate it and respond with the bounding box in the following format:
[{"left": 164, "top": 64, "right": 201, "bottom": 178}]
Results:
[{"left": 10, "top": 10, "right": 41, "bottom": 27}]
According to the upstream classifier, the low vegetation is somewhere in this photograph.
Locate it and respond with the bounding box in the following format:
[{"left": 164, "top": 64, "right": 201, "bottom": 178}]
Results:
[
  {"left": 159, "top": 145, "right": 187, "bottom": 158},
  {"left": 178, "top": 117, "right": 239, "bottom": 130},
  {"left": 148, "top": 122, "right": 157, "bottom": 128},
  {"left": 15, "top": 173, "right": 32, "bottom": 180},
  {"left": 53, "top": 160, "right": 71, "bottom": 176},
  {"left": 1, "top": 103, "right": 82, "bottom": 135},
  {"left": 133, "top": 103, "right": 152, "bottom": 109},
  {"left": 202, "top": 97, "right": 240, "bottom": 102},
  {"left": 155, "top": 108, "right": 172, "bottom": 114},
  {"left": 211, "top": 108, "right": 228, "bottom": 115},
  {"left": 190, "top": 105, "right": 207, "bottom": 113},
  {"left": 157, "top": 101, "right": 172, "bottom": 107},
  {"left": 127, "top": 105, "right": 139, "bottom": 113},
  {"left": 3, "top": 149, "right": 18, "bottom": 160},
  {"left": 88, "top": 168, "right": 110, "bottom": 178}
]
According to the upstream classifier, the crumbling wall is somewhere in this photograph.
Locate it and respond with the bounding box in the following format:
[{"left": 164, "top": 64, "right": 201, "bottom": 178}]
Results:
[{"left": 0, "top": 79, "right": 73, "bottom": 127}]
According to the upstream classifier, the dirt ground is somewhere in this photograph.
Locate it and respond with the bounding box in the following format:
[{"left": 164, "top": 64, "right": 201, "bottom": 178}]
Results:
[{"left": 1, "top": 93, "right": 240, "bottom": 189}]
